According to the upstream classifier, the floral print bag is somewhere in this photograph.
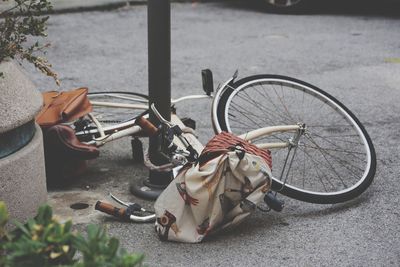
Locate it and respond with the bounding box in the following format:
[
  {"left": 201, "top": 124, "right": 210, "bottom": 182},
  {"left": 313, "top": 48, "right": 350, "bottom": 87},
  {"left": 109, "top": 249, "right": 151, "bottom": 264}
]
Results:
[{"left": 154, "top": 132, "right": 273, "bottom": 243}]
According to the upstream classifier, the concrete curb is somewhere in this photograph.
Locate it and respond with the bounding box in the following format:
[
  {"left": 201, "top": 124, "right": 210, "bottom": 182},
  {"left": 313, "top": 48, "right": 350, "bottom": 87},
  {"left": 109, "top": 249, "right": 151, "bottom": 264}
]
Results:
[{"left": 47, "top": 0, "right": 146, "bottom": 14}]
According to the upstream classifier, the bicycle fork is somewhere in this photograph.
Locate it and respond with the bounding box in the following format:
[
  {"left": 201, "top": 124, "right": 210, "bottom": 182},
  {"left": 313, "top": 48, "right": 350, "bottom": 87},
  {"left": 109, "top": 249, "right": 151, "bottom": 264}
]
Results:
[{"left": 264, "top": 124, "right": 306, "bottom": 212}]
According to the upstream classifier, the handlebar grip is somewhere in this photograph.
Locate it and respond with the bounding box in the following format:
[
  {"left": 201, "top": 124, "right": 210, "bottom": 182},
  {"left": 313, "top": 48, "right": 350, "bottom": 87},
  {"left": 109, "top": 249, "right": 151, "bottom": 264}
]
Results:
[
  {"left": 95, "top": 201, "right": 128, "bottom": 220},
  {"left": 136, "top": 117, "right": 159, "bottom": 136}
]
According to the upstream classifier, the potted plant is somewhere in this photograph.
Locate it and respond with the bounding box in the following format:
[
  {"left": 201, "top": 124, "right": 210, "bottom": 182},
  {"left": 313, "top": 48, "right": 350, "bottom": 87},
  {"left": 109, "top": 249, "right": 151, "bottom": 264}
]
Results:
[{"left": 0, "top": 202, "right": 145, "bottom": 267}]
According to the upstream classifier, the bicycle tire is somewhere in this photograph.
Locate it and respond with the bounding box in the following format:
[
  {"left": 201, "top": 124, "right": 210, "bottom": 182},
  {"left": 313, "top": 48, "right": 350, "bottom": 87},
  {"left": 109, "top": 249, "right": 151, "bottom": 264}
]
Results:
[
  {"left": 215, "top": 75, "right": 376, "bottom": 204},
  {"left": 75, "top": 91, "right": 149, "bottom": 140}
]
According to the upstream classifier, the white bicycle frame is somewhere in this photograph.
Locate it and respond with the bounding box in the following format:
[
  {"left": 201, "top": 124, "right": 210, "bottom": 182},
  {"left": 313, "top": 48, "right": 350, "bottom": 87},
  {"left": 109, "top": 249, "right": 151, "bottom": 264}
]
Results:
[{"left": 79, "top": 73, "right": 302, "bottom": 150}]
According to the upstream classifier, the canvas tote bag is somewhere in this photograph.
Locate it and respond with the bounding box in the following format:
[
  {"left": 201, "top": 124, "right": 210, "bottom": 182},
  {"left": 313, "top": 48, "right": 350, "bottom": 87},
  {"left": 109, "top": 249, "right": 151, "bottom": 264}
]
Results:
[{"left": 154, "top": 132, "right": 273, "bottom": 243}]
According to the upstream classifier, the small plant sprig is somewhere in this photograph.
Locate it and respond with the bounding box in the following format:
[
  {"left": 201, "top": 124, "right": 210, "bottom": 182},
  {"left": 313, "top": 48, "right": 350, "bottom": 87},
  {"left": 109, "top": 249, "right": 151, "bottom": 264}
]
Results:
[
  {"left": 73, "top": 224, "right": 145, "bottom": 267},
  {"left": 0, "top": 202, "right": 144, "bottom": 267},
  {"left": 0, "top": 0, "right": 59, "bottom": 85}
]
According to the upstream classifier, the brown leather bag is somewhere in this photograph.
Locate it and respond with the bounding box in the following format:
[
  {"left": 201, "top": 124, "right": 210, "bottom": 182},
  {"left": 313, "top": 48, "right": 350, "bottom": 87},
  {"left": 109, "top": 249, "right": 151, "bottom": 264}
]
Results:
[{"left": 36, "top": 87, "right": 92, "bottom": 128}]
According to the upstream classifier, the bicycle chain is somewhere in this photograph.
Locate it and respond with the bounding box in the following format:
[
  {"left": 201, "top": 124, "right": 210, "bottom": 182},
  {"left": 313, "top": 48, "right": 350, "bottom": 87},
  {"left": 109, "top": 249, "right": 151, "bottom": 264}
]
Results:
[{"left": 98, "top": 120, "right": 122, "bottom": 124}]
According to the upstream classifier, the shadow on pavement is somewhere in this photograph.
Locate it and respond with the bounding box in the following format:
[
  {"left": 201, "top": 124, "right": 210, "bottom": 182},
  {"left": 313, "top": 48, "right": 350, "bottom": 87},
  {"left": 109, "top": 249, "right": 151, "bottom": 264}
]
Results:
[{"left": 286, "top": 191, "right": 374, "bottom": 219}]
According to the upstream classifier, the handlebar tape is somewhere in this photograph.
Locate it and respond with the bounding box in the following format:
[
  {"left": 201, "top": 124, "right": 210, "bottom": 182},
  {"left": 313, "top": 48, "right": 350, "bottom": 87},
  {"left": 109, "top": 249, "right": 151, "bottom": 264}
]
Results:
[
  {"left": 136, "top": 117, "right": 159, "bottom": 136},
  {"left": 95, "top": 201, "right": 128, "bottom": 220}
]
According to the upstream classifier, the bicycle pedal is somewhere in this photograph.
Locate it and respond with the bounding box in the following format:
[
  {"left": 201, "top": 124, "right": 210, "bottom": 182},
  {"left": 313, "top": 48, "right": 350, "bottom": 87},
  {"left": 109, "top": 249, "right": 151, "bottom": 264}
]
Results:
[{"left": 264, "top": 192, "right": 285, "bottom": 212}]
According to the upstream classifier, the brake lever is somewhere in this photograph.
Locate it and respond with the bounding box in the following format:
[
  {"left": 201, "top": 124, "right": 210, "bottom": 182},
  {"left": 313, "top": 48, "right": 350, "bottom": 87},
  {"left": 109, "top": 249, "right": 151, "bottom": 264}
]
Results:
[
  {"left": 151, "top": 103, "right": 199, "bottom": 162},
  {"left": 151, "top": 103, "right": 174, "bottom": 127}
]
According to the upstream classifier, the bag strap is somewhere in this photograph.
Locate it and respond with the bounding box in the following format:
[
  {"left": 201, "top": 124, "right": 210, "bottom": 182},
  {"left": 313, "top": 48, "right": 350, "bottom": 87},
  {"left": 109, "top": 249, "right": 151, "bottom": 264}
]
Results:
[{"left": 199, "top": 131, "right": 272, "bottom": 169}]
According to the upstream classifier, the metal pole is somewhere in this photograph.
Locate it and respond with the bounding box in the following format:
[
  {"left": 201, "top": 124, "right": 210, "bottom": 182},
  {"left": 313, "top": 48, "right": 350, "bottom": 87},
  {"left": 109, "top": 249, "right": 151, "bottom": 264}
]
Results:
[{"left": 130, "top": 0, "right": 172, "bottom": 200}]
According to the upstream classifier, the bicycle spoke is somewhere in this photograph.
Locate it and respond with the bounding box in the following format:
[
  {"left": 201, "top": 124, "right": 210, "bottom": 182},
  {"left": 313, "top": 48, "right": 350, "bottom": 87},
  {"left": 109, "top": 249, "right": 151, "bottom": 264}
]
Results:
[
  {"left": 229, "top": 104, "right": 264, "bottom": 128},
  {"left": 229, "top": 101, "right": 289, "bottom": 130},
  {"left": 283, "top": 146, "right": 335, "bottom": 191},
  {"left": 303, "top": 134, "right": 348, "bottom": 188},
  {"left": 310, "top": 132, "right": 364, "bottom": 145},
  {"left": 300, "top": 148, "right": 333, "bottom": 191},
  {"left": 271, "top": 84, "right": 297, "bottom": 123},
  {"left": 305, "top": 133, "right": 366, "bottom": 162},
  {"left": 236, "top": 88, "right": 292, "bottom": 124},
  {"left": 300, "top": 142, "right": 366, "bottom": 156},
  {"left": 299, "top": 144, "right": 365, "bottom": 181},
  {"left": 259, "top": 83, "right": 296, "bottom": 123},
  {"left": 228, "top": 103, "right": 284, "bottom": 128}
]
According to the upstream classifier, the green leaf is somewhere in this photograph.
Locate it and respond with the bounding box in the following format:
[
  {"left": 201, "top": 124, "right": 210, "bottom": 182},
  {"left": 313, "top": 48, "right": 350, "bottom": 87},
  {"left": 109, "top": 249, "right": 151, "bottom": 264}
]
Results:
[
  {"left": 26, "top": 218, "right": 36, "bottom": 232},
  {"left": 63, "top": 220, "right": 73, "bottom": 232},
  {"left": 108, "top": 238, "right": 119, "bottom": 258},
  {"left": 72, "top": 234, "right": 88, "bottom": 253},
  {"left": 12, "top": 220, "right": 31, "bottom": 237},
  {"left": 35, "top": 205, "right": 52, "bottom": 225},
  {"left": 120, "top": 253, "right": 145, "bottom": 267},
  {"left": 0, "top": 201, "right": 9, "bottom": 229},
  {"left": 86, "top": 224, "right": 99, "bottom": 240}
]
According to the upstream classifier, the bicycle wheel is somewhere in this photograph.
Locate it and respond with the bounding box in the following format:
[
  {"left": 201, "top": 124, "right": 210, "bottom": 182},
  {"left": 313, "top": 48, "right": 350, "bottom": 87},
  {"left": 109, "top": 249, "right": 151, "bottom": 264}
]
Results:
[
  {"left": 215, "top": 75, "right": 376, "bottom": 204},
  {"left": 75, "top": 92, "right": 149, "bottom": 140}
]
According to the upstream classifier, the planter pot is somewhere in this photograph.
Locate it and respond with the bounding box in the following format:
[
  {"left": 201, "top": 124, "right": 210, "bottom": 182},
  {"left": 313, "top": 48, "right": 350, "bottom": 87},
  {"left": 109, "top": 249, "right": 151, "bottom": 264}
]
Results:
[{"left": 0, "top": 60, "right": 47, "bottom": 227}]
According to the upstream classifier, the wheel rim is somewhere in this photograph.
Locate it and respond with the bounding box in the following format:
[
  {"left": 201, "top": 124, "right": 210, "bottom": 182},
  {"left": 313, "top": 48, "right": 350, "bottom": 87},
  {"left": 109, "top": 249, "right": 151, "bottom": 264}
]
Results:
[{"left": 223, "top": 78, "right": 372, "bottom": 197}]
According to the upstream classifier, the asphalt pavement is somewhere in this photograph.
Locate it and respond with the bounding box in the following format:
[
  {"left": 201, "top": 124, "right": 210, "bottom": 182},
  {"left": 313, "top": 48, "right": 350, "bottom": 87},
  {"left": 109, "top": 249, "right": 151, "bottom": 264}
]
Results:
[{"left": 21, "top": 0, "right": 400, "bottom": 266}]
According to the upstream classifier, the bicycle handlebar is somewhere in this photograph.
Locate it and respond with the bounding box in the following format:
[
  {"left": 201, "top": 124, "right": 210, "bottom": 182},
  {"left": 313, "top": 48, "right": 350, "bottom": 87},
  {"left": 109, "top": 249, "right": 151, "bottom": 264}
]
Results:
[
  {"left": 95, "top": 200, "right": 156, "bottom": 222},
  {"left": 134, "top": 104, "right": 199, "bottom": 164},
  {"left": 95, "top": 201, "right": 128, "bottom": 220},
  {"left": 135, "top": 116, "right": 159, "bottom": 136}
]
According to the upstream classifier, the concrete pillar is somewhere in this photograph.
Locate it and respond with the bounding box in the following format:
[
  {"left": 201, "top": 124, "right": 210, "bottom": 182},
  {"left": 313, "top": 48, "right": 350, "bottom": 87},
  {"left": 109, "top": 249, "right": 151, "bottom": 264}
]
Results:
[{"left": 0, "top": 60, "right": 47, "bottom": 226}]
